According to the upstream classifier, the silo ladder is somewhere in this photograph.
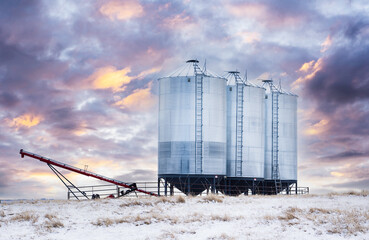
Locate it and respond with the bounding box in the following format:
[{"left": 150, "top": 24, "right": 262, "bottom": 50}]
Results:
[
  {"left": 235, "top": 83, "right": 244, "bottom": 177},
  {"left": 271, "top": 92, "right": 280, "bottom": 180},
  {"left": 195, "top": 73, "right": 203, "bottom": 174}
]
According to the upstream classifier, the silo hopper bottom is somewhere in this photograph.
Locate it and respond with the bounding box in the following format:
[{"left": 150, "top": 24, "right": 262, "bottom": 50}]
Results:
[{"left": 159, "top": 175, "right": 223, "bottom": 196}]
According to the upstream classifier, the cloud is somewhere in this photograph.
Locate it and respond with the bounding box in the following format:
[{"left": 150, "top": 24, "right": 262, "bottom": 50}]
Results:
[
  {"left": 292, "top": 59, "right": 323, "bottom": 89},
  {"left": 293, "top": 13, "right": 369, "bottom": 193},
  {"left": 0, "top": 92, "right": 19, "bottom": 108},
  {"left": 0, "top": 0, "right": 368, "bottom": 198},
  {"left": 114, "top": 169, "right": 157, "bottom": 182},
  {"left": 304, "top": 118, "right": 329, "bottom": 136},
  {"left": 298, "top": 60, "right": 315, "bottom": 72},
  {"left": 320, "top": 35, "right": 332, "bottom": 52},
  {"left": 99, "top": 0, "right": 144, "bottom": 21},
  {"left": 226, "top": 0, "right": 316, "bottom": 28},
  {"left": 306, "top": 48, "right": 369, "bottom": 108},
  {"left": 88, "top": 66, "right": 133, "bottom": 92},
  {"left": 329, "top": 179, "right": 369, "bottom": 190},
  {"left": 343, "top": 19, "right": 369, "bottom": 40},
  {"left": 6, "top": 113, "right": 43, "bottom": 129},
  {"left": 161, "top": 12, "right": 193, "bottom": 29},
  {"left": 72, "top": 121, "right": 89, "bottom": 136},
  {"left": 237, "top": 31, "right": 261, "bottom": 44},
  {"left": 318, "top": 151, "right": 369, "bottom": 164},
  {"left": 114, "top": 84, "right": 157, "bottom": 112}
]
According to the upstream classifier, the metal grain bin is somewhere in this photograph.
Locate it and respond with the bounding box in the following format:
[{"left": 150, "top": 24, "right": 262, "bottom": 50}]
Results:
[
  {"left": 263, "top": 81, "right": 297, "bottom": 181},
  {"left": 158, "top": 60, "right": 227, "bottom": 194},
  {"left": 226, "top": 72, "right": 265, "bottom": 178}
]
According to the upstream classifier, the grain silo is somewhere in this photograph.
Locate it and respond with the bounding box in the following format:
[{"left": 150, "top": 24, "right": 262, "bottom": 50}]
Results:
[
  {"left": 158, "top": 60, "right": 227, "bottom": 195},
  {"left": 220, "top": 71, "right": 266, "bottom": 195},
  {"left": 263, "top": 80, "right": 298, "bottom": 194}
]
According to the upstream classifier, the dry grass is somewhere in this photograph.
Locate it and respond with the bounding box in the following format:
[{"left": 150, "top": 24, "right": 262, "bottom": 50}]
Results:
[
  {"left": 202, "top": 194, "right": 223, "bottom": 203},
  {"left": 44, "top": 213, "right": 57, "bottom": 220},
  {"left": 278, "top": 213, "right": 298, "bottom": 221},
  {"left": 309, "top": 208, "right": 332, "bottom": 214},
  {"left": 276, "top": 207, "right": 302, "bottom": 222},
  {"left": 263, "top": 214, "right": 275, "bottom": 221},
  {"left": 159, "top": 231, "right": 176, "bottom": 239},
  {"left": 158, "top": 229, "right": 197, "bottom": 239},
  {"left": 325, "top": 209, "right": 368, "bottom": 235},
  {"left": 210, "top": 214, "right": 232, "bottom": 222},
  {"left": 151, "top": 196, "right": 187, "bottom": 204},
  {"left": 176, "top": 195, "right": 186, "bottom": 203},
  {"left": 263, "top": 206, "right": 369, "bottom": 236},
  {"left": 92, "top": 211, "right": 243, "bottom": 227},
  {"left": 10, "top": 211, "right": 39, "bottom": 223},
  {"left": 44, "top": 219, "right": 64, "bottom": 229},
  {"left": 43, "top": 213, "right": 64, "bottom": 230},
  {"left": 155, "top": 197, "right": 173, "bottom": 204},
  {"left": 0, "top": 210, "right": 5, "bottom": 218},
  {"left": 92, "top": 217, "right": 115, "bottom": 226},
  {"left": 208, "top": 233, "right": 236, "bottom": 240},
  {"left": 119, "top": 199, "right": 153, "bottom": 207},
  {"left": 155, "top": 196, "right": 182, "bottom": 204},
  {"left": 328, "top": 190, "right": 369, "bottom": 197}
]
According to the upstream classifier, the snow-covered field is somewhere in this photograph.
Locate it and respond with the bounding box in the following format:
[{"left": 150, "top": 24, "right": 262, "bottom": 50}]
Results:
[{"left": 0, "top": 193, "right": 368, "bottom": 240}]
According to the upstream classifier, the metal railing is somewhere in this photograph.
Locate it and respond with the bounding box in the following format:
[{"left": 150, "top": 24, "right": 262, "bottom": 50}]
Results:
[{"left": 67, "top": 182, "right": 309, "bottom": 199}]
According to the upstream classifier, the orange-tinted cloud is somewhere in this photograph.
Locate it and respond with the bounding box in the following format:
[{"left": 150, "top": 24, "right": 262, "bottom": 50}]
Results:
[
  {"left": 73, "top": 121, "right": 88, "bottom": 136},
  {"left": 162, "top": 12, "right": 193, "bottom": 30},
  {"left": 330, "top": 171, "right": 344, "bottom": 177},
  {"left": 293, "top": 58, "right": 323, "bottom": 89},
  {"left": 228, "top": 2, "right": 268, "bottom": 19},
  {"left": 304, "top": 118, "right": 330, "bottom": 136},
  {"left": 89, "top": 66, "right": 133, "bottom": 92},
  {"left": 321, "top": 35, "right": 332, "bottom": 53},
  {"left": 298, "top": 60, "right": 315, "bottom": 72},
  {"left": 20, "top": 168, "right": 58, "bottom": 182},
  {"left": 136, "top": 64, "right": 162, "bottom": 78},
  {"left": 7, "top": 113, "right": 43, "bottom": 129},
  {"left": 100, "top": 0, "right": 144, "bottom": 21},
  {"left": 85, "top": 66, "right": 161, "bottom": 93},
  {"left": 237, "top": 31, "right": 261, "bottom": 44},
  {"left": 114, "top": 85, "right": 156, "bottom": 112}
]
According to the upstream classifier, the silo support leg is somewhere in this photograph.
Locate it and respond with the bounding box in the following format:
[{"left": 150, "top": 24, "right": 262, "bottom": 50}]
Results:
[
  {"left": 170, "top": 184, "right": 174, "bottom": 196},
  {"left": 157, "top": 178, "right": 161, "bottom": 196},
  {"left": 295, "top": 182, "right": 298, "bottom": 195},
  {"left": 164, "top": 179, "right": 168, "bottom": 196},
  {"left": 187, "top": 177, "right": 191, "bottom": 195},
  {"left": 212, "top": 178, "right": 216, "bottom": 194}
]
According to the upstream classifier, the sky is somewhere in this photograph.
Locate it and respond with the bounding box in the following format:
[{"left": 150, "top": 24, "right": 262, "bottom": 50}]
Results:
[{"left": 0, "top": 0, "right": 368, "bottom": 199}]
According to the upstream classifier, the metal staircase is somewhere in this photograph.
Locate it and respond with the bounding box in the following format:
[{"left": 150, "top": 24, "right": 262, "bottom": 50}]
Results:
[{"left": 193, "top": 61, "right": 204, "bottom": 174}]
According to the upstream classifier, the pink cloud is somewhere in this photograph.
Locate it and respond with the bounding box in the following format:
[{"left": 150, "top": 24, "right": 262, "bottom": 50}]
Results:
[
  {"left": 227, "top": 2, "right": 305, "bottom": 28},
  {"left": 99, "top": 0, "right": 144, "bottom": 21},
  {"left": 114, "top": 84, "right": 157, "bottom": 112}
]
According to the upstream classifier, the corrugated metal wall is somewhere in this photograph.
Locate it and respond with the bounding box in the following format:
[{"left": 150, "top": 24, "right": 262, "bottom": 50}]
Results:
[
  {"left": 264, "top": 93, "right": 297, "bottom": 180},
  {"left": 226, "top": 84, "right": 265, "bottom": 178},
  {"left": 158, "top": 76, "right": 227, "bottom": 175}
]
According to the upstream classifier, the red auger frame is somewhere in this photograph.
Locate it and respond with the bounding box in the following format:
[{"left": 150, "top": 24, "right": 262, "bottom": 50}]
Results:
[{"left": 20, "top": 149, "right": 158, "bottom": 198}]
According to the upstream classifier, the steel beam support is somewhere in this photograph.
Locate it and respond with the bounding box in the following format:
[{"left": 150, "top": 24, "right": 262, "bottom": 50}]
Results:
[{"left": 48, "top": 164, "right": 89, "bottom": 200}]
